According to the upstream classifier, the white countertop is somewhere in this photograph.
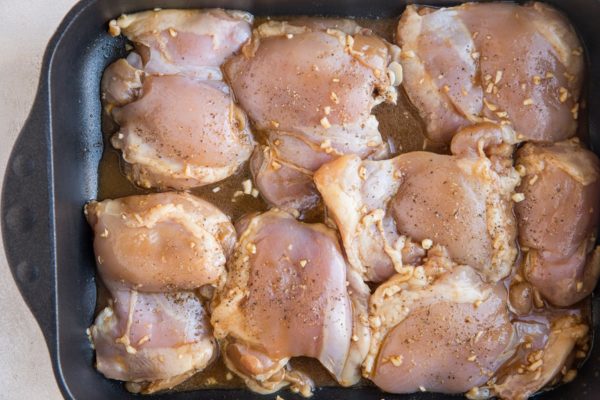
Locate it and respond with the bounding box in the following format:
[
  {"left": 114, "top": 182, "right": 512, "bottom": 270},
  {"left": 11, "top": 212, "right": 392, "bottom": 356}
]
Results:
[{"left": 0, "top": 1, "right": 78, "bottom": 398}]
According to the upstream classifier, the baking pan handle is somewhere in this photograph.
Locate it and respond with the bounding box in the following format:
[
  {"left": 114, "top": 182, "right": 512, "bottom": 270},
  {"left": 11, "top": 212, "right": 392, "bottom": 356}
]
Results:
[{"left": 1, "top": 84, "right": 56, "bottom": 343}]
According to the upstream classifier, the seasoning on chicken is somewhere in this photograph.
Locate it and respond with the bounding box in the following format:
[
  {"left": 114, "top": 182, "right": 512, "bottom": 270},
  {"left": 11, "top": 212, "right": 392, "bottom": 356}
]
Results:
[
  {"left": 102, "top": 9, "right": 255, "bottom": 189},
  {"left": 397, "top": 2, "right": 584, "bottom": 145},
  {"left": 515, "top": 139, "right": 600, "bottom": 306},
  {"left": 211, "top": 210, "right": 370, "bottom": 396},
  {"left": 225, "top": 19, "right": 402, "bottom": 212},
  {"left": 477, "top": 314, "right": 589, "bottom": 400},
  {"left": 111, "top": 9, "right": 254, "bottom": 78},
  {"left": 90, "top": 289, "right": 216, "bottom": 394},
  {"left": 314, "top": 123, "right": 520, "bottom": 282},
  {"left": 364, "top": 248, "right": 516, "bottom": 394},
  {"left": 85, "top": 192, "right": 235, "bottom": 392}
]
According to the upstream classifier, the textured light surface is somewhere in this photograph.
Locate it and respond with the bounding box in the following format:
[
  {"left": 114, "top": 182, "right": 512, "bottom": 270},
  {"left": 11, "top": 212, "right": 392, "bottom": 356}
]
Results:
[{"left": 0, "top": 0, "right": 77, "bottom": 398}]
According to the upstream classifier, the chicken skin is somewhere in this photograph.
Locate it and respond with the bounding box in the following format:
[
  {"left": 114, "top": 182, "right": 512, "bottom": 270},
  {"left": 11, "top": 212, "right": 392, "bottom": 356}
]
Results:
[
  {"left": 515, "top": 139, "right": 600, "bottom": 307},
  {"left": 211, "top": 210, "right": 370, "bottom": 396},
  {"left": 314, "top": 123, "right": 520, "bottom": 282},
  {"left": 225, "top": 19, "right": 402, "bottom": 212},
  {"left": 85, "top": 193, "right": 235, "bottom": 392},
  {"left": 364, "top": 248, "right": 516, "bottom": 394},
  {"left": 90, "top": 289, "right": 216, "bottom": 394},
  {"left": 489, "top": 314, "right": 589, "bottom": 400},
  {"left": 397, "top": 2, "right": 584, "bottom": 145},
  {"left": 112, "top": 8, "right": 253, "bottom": 79},
  {"left": 85, "top": 192, "right": 235, "bottom": 292},
  {"left": 103, "top": 9, "right": 254, "bottom": 189}
]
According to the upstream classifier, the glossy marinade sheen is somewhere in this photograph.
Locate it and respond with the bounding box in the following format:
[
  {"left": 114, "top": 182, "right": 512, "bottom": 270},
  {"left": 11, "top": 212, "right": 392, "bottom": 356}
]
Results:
[{"left": 96, "top": 16, "right": 592, "bottom": 393}]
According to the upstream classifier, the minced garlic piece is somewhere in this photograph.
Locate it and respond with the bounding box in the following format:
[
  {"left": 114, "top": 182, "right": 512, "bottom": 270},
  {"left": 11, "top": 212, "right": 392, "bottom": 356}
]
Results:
[
  {"left": 242, "top": 179, "right": 252, "bottom": 195},
  {"left": 359, "top": 166, "right": 367, "bottom": 180},
  {"left": 212, "top": 186, "right": 221, "bottom": 193},
  {"left": 523, "top": 98, "right": 533, "bottom": 106},
  {"left": 532, "top": 75, "right": 541, "bottom": 85},
  {"left": 563, "top": 369, "right": 577, "bottom": 383},
  {"left": 320, "top": 116, "right": 331, "bottom": 129},
  {"left": 205, "top": 377, "right": 217, "bottom": 385},
  {"left": 527, "top": 359, "right": 543, "bottom": 371},
  {"left": 299, "top": 259, "right": 308, "bottom": 268},
  {"left": 324, "top": 106, "right": 331, "bottom": 115},
  {"left": 512, "top": 193, "right": 525, "bottom": 203},
  {"left": 330, "top": 91, "right": 339, "bottom": 104},
  {"left": 421, "top": 238, "right": 433, "bottom": 250},
  {"left": 571, "top": 103, "right": 579, "bottom": 120},
  {"left": 389, "top": 355, "right": 403, "bottom": 367},
  {"left": 108, "top": 20, "right": 121, "bottom": 37},
  {"left": 529, "top": 175, "right": 539, "bottom": 185},
  {"left": 137, "top": 335, "right": 150, "bottom": 346},
  {"left": 559, "top": 87, "right": 569, "bottom": 103},
  {"left": 246, "top": 243, "right": 257, "bottom": 254},
  {"left": 494, "top": 70, "right": 503, "bottom": 84}
]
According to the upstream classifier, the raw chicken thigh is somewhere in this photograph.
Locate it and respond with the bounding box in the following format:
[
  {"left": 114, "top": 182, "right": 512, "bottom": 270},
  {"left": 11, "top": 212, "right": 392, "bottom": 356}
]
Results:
[
  {"left": 364, "top": 249, "right": 516, "bottom": 394},
  {"left": 515, "top": 139, "right": 600, "bottom": 306},
  {"left": 314, "top": 123, "right": 520, "bottom": 282},
  {"left": 489, "top": 314, "right": 589, "bottom": 400},
  {"left": 90, "top": 290, "right": 215, "bottom": 394},
  {"left": 397, "top": 2, "right": 584, "bottom": 145},
  {"left": 85, "top": 192, "right": 235, "bottom": 392},
  {"left": 225, "top": 19, "right": 402, "bottom": 211},
  {"left": 102, "top": 9, "right": 255, "bottom": 189},
  {"left": 211, "top": 210, "right": 370, "bottom": 395},
  {"left": 113, "top": 9, "right": 254, "bottom": 78},
  {"left": 85, "top": 192, "right": 236, "bottom": 291}
]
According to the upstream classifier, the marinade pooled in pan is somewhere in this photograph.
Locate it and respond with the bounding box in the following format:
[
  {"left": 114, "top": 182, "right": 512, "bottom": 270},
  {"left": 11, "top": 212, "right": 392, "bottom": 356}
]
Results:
[{"left": 95, "top": 16, "right": 593, "bottom": 393}]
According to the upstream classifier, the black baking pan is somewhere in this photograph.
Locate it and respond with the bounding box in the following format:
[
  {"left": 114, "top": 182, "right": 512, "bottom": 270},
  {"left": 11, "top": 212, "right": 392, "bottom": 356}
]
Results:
[{"left": 2, "top": 0, "right": 600, "bottom": 399}]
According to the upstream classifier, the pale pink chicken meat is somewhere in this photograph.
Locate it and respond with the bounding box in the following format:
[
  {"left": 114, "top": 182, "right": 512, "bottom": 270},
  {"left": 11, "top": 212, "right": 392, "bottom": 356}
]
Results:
[
  {"left": 364, "top": 249, "right": 516, "bottom": 394},
  {"left": 515, "top": 139, "right": 600, "bottom": 306},
  {"left": 225, "top": 19, "right": 401, "bottom": 212},
  {"left": 85, "top": 192, "right": 235, "bottom": 292},
  {"left": 85, "top": 192, "right": 234, "bottom": 391},
  {"left": 397, "top": 2, "right": 584, "bottom": 145},
  {"left": 211, "top": 210, "right": 370, "bottom": 396},
  {"left": 314, "top": 123, "right": 520, "bottom": 282},
  {"left": 102, "top": 9, "right": 255, "bottom": 189},
  {"left": 488, "top": 314, "right": 589, "bottom": 400},
  {"left": 112, "top": 8, "right": 253, "bottom": 79},
  {"left": 106, "top": 72, "right": 253, "bottom": 189},
  {"left": 91, "top": 288, "right": 216, "bottom": 394}
]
